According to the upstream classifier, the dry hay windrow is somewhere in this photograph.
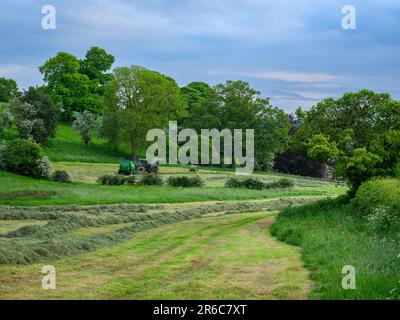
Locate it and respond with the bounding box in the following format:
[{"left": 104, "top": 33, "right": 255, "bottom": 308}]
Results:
[{"left": 0, "top": 197, "right": 326, "bottom": 265}]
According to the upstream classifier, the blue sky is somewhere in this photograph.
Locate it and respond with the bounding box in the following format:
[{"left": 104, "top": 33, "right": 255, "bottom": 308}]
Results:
[{"left": 1, "top": 0, "right": 399, "bottom": 112}]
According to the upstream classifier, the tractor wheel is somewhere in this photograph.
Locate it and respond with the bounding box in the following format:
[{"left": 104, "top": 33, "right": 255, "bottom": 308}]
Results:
[{"left": 137, "top": 166, "right": 146, "bottom": 174}]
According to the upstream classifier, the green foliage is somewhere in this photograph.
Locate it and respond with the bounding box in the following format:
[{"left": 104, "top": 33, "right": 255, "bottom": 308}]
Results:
[
  {"left": 181, "top": 82, "right": 220, "bottom": 130},
  {"left": 272, "top": 197, "right": 400, "bottom": 299},
  {"left": 306, "top": 134, "right": 339, "bottom": 164},
  {"left": 293, "top": 90, "right": 400, "bottom": 193},
  {"left": 189, "top": 165, "right": 199, "bottom": 173},
  {"left": 351, "top": 178, "right": 400, "bottom": 219},
  {"left": 167, "top": 176, "right": 204, "bottom": 187},
  {"left": 395, "top": 162, "right": 400, "bottom": 178},
  {"left": 97, "top": 174, "right": 127, "bottom": 186},
  {"left": 272, "top": 177, "right": 295, "bottom": 188},
  {"left": 10, "top": 87, "right": 57, "bottom": 144},
  {"left": 225, "top": 177, "right": 294, "bottom": 190},
  {"left": 102, "top": 65, "right": 187, "bottom": 159},
  {"left": 51, "top": 170, "right": 72, "bottom": 183},
  {"left": 1, "top": 139, "right": 51, "bottom": 178},
  {"left": 0, "top": 77, "right": 19, "bottom": 102},
  {"left": 32, "top": 156, "right": 51, "bottom": 179},
  {"left": 79, "top": 47, "right": 115, "bottom": 94},
  {"left": 138, "top": 174, "right": 164, "bottom": 186},
  {"left": 73, "top": 111, "right": 97, "bottom": 145},
  {"left": 0, "top": 109, "right": 12, "bottom": 137},
  {"left": 39, "top": 49, "right": 113, "bottom": 117}
]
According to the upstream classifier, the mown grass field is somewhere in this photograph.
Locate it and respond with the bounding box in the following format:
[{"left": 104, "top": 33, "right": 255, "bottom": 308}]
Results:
[
  {"left": 0, "top": 210, "right": 312, "bottom": 299},
  {"left": 0, "top": 119, "right": 349, "bottom": 300}
]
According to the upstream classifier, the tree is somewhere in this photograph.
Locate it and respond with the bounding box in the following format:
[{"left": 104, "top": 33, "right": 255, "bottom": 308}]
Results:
[
  {"left": 181, "top": 82, "right": 219, "bottom": 130},
  {"left": 10, "top": 87, "right": 57, "bottom": 144},
  {"left": 292, "top": 90, "right": 400, "bottom": 194},
  {"left": 39, "top": 51, "right": 102, "bottom": 118},
  {"left": 0, "top": 77, "right": 19, "bottom": 102},
  {"left": 103, "top": 65, "right": 187, "bottom": 160},
  {"left": 0, "top": 109, "right": 12, "bottom": 137},
  {"left": 73, "top": 111, "right": 97, "bottom": 145},
  {"left": 80, "top": 47, "right": 115, "bottom": 95},
  {"left": 213, "top": 80, "right": 290, "bottom": 169}
]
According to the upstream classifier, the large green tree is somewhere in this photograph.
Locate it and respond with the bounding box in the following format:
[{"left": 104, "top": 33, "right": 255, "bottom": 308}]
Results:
[
  {"left": 293, "top": 90, "right": 400, "bottom": 193},
  {"left": 102, "top": 65, "right": 187, "bottom": 160},
  {"left": 181, "top": 82, "right": 219, "bottom": 131},
  {"left": 214, "top": 81, "right": 290, "bottom": 169},
  {"left": 39, "top": 48, "right": 114, "bottom": 118},
  {"left": 0, "top": 77, "right": 19, "bottom": 102},
  {"left": 10, "top": 87, "right": 58, "bottom": 144},
  {"left": 79, "top": 46, "right": 115, "bottom": 95}
]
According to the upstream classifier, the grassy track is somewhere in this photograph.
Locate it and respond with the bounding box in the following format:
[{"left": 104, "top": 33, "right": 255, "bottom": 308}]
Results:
[{"left": 0, "top": 211, "right": 310, "bottom": 299}]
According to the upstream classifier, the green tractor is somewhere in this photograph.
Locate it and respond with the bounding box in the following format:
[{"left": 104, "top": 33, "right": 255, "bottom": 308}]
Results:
[{"left": 118, "top": 158, "right": 159, "bottom": 175}]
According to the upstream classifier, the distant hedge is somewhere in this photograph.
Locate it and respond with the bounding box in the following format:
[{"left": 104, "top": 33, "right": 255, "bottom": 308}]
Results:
[
  {"left": 225, "top": 177, "right": 294, "bottom": 190},
  {"left": 167, "top": 176, "right": 204, "bottom": 187}
]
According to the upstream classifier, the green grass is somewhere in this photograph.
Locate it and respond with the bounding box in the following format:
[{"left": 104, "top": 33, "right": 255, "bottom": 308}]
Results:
[
  {"left": 271, "top": 197, "right": 400, "bottom": 300},
  {"left": 0, "top": 211, "right": 311, "bottom": 299},
  {"left": 0, "top": 170, "right": 343, "bottom": 206},
  {"left": 43, "top": 123, "right": 131, "bottom": 163}
]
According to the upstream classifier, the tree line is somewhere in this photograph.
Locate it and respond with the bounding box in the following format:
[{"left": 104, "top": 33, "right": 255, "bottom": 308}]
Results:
[{"left": 1, "top": 47, "right": 400, "bottom": 194}]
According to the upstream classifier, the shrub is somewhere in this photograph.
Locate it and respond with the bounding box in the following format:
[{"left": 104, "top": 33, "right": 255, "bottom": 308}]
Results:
[
  {"left": 225, "top": 176, "right": 294, "bottom": 190},
  {"left": 365, "top": 205, "right": 397, "bottom": 234},
  {"left": 125, "top": 175, "right": 136, "bottom": 185},
  {"left": 271, "top": 178, "right": 295, "bottom": 189},
  {"left": 32, "top": 156, "right": 51, "bottom": 179},
  {"left": 241, "top": 177, "right": 266, "bottom": 190},
  {"left": 51, "top": 170, "right": 72, "bottom": 183},
  {"left": 394, "top": 162, "right": 400, "bottom": 178},
  {"left": 0, "top": 110, "right": 12, "bottom": 137},
  {"left": 10, "top": 87, "right": 57, "bottom": 144},
  {"left": 167, "top": 176, "right": 204, "bottom": 187},
  {"left": 225, "top": 177, "right": 243, "bottom": 189},
  {"left": 138, "top": 174, "right": 163, "bottom": 186},
  {"left": 1, "top": 139, "right": 47, "bottom": 177},
  {"left": 352, "top": 178, "right": 400, "bottom": 218},
  {"left": 97, "top": 174, "right": 126, "bottom": 186}
]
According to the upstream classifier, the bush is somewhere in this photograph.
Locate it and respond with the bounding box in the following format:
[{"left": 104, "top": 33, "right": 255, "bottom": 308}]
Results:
[
  {"left": 125, "top": 175, "right": 136, "bottom": 185},
  {"left": 241, "top": 177, "right": 266, "bottom": 190},
  {"left": 97, "top": 174, "right": 126, "bottom": 186},
  {"left": 138, "top": 174, "right": 163, "bottom": 186},
  {"left": 352, "top": 178, "right": 400, "bottom": 218},
  {"left": 352, "top": 178, "right": 400, "bottom": 233},
  {"left": 1, "top": 139, "right": 52, "bottom": 178},
  {"left": 32, "top": 156, "right": 51, "bottom": 179},
  {"left": 51, "top": 170, "right": 72, "bottom": 183},
  {"left": 271, "top": 178, "right": 295, "bottom": 189},
  {"left": 225, "top": 176, "right": 294, "bottom": 190},
  {"left": 167, "top": 176, "right": 204, "bottom": 187},
  {"left": 394, "top": 162, "right": 400, "bottom": 178}
]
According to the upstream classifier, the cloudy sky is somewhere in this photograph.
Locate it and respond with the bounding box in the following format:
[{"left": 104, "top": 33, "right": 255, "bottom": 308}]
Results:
[{"left": 1, "top": 0, "right": 399, "bottom": 112}]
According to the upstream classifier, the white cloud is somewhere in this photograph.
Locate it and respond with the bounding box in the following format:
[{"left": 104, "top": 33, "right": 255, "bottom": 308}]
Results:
[{"left": 253, "top": 71, "right": 339, "bottom": 83}]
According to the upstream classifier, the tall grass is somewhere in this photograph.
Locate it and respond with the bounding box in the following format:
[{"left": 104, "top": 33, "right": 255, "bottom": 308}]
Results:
[{"left": 271, "top": 196, "right": 400, "bottom": 300}]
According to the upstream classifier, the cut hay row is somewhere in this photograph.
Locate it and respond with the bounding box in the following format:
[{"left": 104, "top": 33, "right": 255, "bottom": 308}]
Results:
[{"left": 0, "top": 196, "right": 327, "bottom": 265}]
